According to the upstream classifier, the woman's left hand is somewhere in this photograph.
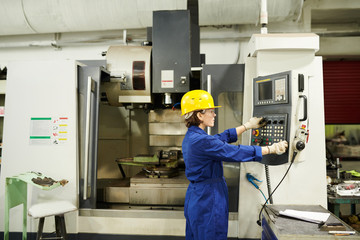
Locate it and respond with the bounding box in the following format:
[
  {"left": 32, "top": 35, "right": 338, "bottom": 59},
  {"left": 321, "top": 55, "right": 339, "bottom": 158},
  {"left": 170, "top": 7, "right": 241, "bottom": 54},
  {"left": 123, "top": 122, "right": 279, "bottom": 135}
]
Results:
[{"left": 244, "top": 117, "right": 266, "bottom": 130}]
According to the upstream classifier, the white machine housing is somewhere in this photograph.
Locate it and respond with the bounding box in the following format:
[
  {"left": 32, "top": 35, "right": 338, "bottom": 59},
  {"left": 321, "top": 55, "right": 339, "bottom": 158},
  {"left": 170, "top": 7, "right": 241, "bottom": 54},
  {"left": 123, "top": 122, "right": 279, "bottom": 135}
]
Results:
[
  {"left": 105, "top": 46, "right": 152, "bottom": 104},
  {"left": 239, "top": 33, "right": 328, "bottom": 238}
]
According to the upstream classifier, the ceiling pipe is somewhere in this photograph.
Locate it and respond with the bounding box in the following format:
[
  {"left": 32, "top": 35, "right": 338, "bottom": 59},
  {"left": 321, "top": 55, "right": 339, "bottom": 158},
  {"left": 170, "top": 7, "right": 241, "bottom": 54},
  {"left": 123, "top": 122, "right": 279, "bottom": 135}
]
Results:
[
  {"left": 260, "top": 0, "right": 268, "bottom": 34},
  {"left": 0, "top": 0, "right": 303, "bottom": 36},
  {"left": 123, "top": 29, "right": 127, "bottom": 45}
]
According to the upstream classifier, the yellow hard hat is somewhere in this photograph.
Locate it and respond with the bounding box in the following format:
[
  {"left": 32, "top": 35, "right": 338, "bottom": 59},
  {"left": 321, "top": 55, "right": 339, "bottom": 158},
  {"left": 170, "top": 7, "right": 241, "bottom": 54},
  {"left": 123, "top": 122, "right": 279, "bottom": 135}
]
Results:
[{"left": 181, "top": 90, "right": 221, "bottom": 115}]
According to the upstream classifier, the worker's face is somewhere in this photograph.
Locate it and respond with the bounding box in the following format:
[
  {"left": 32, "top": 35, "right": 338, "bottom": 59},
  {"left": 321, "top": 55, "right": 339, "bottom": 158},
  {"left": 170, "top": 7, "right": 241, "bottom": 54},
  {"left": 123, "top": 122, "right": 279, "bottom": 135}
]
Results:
[{"left": 198, "top": 109, "right": 216, "bottom": 129}]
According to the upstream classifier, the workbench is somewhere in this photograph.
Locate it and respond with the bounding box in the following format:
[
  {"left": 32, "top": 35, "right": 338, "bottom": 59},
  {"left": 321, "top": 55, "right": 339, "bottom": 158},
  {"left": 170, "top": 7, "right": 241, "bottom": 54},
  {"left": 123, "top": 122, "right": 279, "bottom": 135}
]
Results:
[
  {"left": 328, "top": 194, "right": 360, "bottom": 217},
  {"left": 262, "top": 204, "right": 360, "bottom": 240}
]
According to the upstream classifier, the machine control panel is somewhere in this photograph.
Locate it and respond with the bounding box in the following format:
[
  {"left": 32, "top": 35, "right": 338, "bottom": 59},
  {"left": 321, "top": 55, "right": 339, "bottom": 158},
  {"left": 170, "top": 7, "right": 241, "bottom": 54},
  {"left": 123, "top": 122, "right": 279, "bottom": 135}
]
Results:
[
  {"left": 251, "top": 71, "right": 292, "bottom": 165},
  {"left": 251, "top": 114, "right": 288, "bottom": 146}
]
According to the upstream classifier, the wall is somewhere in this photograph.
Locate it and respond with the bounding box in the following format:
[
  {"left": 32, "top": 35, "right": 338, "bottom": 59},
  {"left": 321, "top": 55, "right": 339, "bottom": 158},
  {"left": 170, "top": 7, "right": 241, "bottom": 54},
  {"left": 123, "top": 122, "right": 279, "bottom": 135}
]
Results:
[{"left": 0, "top": 60, "right": 79, "bottom": 233}]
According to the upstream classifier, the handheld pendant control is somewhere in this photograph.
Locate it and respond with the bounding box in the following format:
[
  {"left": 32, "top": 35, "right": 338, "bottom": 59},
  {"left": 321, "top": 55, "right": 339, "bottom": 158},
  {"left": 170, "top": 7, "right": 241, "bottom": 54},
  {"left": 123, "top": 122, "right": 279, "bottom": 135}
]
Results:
[{"left": 293, "top": 125, "right": 307, "bottom": 152}]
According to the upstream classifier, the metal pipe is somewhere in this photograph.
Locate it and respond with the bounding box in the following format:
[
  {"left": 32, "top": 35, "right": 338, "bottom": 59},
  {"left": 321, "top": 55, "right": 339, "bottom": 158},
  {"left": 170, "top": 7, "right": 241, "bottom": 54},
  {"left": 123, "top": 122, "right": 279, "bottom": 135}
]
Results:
[
  {"left": 123, "top": 29, "right": 127, "bottom": 45},
  {"left": 0, "top": 0, "right": 303, "bottom": 36},
  {"left": 260, "top": 0, "right": 268, "bottom": 34}
]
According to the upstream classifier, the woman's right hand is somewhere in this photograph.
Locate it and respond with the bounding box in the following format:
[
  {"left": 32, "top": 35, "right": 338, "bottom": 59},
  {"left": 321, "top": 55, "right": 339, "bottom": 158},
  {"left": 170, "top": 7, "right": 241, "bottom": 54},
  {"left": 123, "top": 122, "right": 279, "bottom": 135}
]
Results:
[{"left": 268, "top": 141, "right": 288, "bottom": 155}]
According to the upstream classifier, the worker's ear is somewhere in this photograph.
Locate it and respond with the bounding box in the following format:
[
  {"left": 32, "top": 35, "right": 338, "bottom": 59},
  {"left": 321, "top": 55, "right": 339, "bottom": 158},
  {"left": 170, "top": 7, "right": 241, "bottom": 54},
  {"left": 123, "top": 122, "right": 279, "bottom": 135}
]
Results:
[{"left": 197, "top": 111, "right": 204, "bottom": 121}]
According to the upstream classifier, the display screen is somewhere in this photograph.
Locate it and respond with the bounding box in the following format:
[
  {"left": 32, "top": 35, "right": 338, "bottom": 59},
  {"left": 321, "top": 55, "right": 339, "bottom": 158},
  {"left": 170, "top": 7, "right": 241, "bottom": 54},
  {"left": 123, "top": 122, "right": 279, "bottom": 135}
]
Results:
[{"left": 258, "top": 81, "right": 272, "bottom": 100}]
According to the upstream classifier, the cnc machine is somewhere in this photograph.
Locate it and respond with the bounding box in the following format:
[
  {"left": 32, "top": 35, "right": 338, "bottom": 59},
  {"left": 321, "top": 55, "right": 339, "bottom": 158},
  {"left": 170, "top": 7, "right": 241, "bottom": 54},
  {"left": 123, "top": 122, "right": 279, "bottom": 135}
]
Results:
[{"left": 0, "top": 7, "right": 327, "bottom": 240}]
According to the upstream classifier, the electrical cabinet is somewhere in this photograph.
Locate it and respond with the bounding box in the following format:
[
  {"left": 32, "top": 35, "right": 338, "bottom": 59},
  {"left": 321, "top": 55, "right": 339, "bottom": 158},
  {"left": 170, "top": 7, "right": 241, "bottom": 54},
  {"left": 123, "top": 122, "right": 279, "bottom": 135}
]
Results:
[{"left": 152, "top": 10, "right": 191, "bottom": 93}]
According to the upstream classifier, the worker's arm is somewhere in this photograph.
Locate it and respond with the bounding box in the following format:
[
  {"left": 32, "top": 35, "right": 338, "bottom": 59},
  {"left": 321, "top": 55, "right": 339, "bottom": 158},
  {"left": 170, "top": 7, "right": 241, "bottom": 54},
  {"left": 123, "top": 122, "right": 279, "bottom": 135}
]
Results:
[
  {"left": 261, "top": 141, "right": 288, "bottom": 155},
  {"left": 235, "top": 125, "right": 247, "bottom": 136},
  {"left": 261, "top": 146, "right": 270, "bottom": 155}
]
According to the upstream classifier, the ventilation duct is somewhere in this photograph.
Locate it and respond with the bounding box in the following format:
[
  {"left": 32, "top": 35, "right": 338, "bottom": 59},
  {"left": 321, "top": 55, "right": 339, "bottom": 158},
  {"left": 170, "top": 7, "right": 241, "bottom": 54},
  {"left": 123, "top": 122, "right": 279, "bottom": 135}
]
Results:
[{"left": 0, "top": 0, "right": 303, "bottom": 36}]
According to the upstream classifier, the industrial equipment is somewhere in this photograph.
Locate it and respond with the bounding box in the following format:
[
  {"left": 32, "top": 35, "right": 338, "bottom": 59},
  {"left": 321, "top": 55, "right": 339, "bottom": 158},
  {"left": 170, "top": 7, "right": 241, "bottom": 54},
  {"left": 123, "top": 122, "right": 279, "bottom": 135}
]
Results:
[
  {"left": 250, "top": 71, "right": 308, "bottom": 165},
  {"left": 69, "top": 4, "right": 204, "bottom": 211},
  {"left": 238, "top": 33, "right": 327, "bottom": 238},
  {"left": 0, "top": 6, "right": 328, "bottom": 240}
]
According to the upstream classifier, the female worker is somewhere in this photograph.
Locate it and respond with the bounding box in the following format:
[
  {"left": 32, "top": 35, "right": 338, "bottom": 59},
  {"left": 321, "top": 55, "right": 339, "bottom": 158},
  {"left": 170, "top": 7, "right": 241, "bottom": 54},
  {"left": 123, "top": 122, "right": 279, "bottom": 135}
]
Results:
[{"left": 181, "top": 90, "right": 288, "bottom": 240}]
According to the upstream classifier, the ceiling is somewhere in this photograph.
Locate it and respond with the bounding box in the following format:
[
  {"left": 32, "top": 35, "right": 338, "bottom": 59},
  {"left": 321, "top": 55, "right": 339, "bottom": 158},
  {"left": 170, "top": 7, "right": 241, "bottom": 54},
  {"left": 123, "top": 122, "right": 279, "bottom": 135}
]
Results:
[{"left": 0, "top": 0, "right": 358, "bottom": 48}]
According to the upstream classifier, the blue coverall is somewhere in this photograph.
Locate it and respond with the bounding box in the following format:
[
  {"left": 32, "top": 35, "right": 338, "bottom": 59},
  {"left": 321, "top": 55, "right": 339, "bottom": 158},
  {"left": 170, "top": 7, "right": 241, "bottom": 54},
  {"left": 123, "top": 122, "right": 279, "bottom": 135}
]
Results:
[{"left": 182, "top": 126, "right": 262, "bottom": 240}]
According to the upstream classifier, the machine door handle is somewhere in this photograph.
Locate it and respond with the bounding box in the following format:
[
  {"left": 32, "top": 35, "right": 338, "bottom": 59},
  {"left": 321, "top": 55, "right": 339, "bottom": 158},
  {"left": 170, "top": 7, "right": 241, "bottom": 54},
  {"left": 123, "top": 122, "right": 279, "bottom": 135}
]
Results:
[
  {"left": 299, "top": 95, "right": 307, "bottom": 121},
  {"left": 83, "top": 76, "right": 92, "bottom": 200}
]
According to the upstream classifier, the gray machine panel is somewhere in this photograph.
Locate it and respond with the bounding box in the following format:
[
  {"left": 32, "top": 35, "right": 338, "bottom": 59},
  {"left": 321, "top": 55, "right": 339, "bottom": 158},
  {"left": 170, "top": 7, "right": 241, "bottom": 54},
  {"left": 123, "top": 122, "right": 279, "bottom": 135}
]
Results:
[
  {"left": 201, "top": 64, "right": 245, "bottom": 135},
  {"left": 152, "top": 10, "right": 191, "bottom": 93},
  {"left": 201, "top": 64, "right": 245, "bottom": 213},
  {"left": 251, "top": 71, "right": 292, "bottom": 165}
]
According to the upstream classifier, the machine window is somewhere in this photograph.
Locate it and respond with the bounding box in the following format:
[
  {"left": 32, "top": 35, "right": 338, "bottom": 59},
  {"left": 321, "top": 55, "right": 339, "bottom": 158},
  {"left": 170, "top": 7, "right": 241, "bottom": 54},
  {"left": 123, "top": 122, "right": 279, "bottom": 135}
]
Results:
[{"left": 132, "top": 61, "right": 146, "bottom": 90}]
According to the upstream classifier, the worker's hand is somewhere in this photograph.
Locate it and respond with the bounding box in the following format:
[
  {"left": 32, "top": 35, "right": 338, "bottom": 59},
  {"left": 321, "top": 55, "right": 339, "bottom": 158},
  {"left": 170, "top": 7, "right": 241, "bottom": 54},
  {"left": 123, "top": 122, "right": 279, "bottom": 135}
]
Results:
[
  {"left": 243, "top": 117, "right": 266, "bottom": 130},
  {"left": 268, "top": 141, "right": 288, "bottom": 155}
]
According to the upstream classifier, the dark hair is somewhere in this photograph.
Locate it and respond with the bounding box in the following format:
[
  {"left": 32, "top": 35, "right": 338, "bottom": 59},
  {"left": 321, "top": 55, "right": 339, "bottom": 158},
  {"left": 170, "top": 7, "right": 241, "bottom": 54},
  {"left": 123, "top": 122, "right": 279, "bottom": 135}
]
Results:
[{"left": 185, "top": 110, "right": 204, "bottom": 128}]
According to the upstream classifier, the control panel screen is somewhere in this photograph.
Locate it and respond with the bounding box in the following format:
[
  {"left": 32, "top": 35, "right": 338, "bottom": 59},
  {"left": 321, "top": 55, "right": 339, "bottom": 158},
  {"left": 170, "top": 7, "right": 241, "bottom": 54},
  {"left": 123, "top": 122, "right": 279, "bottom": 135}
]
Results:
[
  {"left": 259, "top": 81, "right": 272, "bottom": 101},
  {"left": 254, "top": 73, "right": 289, "bottom": 106}
]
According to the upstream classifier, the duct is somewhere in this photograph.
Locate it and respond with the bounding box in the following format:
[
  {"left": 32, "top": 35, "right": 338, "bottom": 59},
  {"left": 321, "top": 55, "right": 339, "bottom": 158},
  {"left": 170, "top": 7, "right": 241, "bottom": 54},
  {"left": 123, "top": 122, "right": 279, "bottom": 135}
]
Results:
[
  {"left": 0, "top": 30, "right": 147, "bottom": 48},
  {"left": 0, "top": 33, "right": 58, "bottom": 48},
  {"left": 0, "top": 0, "right": 303, "bottom": 36}
]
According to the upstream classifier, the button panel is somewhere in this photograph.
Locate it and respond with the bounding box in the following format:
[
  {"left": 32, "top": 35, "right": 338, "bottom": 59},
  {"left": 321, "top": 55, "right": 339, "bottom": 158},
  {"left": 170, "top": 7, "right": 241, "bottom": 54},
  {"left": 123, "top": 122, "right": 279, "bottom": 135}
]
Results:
[{"left": 251, "top": 114, "right": 287, "bottom": 146}]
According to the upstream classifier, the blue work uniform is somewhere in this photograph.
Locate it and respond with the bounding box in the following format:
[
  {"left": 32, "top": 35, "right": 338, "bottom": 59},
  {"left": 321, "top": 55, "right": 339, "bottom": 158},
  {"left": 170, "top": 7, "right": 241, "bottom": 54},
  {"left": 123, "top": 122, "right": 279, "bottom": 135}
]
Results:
[{"left": 182, "top": 126, "right": 262, "bottom": 240}]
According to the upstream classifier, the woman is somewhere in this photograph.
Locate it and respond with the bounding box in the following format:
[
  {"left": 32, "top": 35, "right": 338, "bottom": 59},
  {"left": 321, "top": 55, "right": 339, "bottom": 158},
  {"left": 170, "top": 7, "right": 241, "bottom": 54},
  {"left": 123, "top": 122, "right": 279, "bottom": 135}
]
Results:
[{"left": 181, "top": 90, "right": 288, "bottom": 240}]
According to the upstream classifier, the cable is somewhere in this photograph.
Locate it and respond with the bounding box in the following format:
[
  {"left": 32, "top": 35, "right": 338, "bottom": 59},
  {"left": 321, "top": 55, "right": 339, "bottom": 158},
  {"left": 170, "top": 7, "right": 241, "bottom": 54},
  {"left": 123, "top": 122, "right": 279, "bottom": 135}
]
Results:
[
  {"left": 265, "top": 165, "right": 273, "bottom": 204},
  {"left": 247, "top": 172, "right": 268, "bottom": 202},
  {"left": 172, "top": 102, "right": 181, "bottom": 110},
  {"left": 258, "top": 187, "right": 267, "bottom": 202},
  {"left": 256, "top": 151, "right": 298, "bottom": 226}
]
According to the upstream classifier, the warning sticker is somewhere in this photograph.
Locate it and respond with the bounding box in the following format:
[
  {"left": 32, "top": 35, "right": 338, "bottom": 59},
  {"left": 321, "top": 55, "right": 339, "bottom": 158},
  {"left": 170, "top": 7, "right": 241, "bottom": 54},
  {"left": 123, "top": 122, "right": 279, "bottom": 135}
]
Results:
[
  {"left": 30, "top": 117, "right": 69, "bottom": 145},
  {"left": 161, "top": 70, "right": 174, "bottom": 88}
]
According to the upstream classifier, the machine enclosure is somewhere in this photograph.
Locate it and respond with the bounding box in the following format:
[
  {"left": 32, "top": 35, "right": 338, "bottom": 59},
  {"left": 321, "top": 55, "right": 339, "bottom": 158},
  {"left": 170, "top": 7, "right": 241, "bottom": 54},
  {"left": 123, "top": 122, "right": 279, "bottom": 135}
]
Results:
[{"left": 152, "top": 10, "right": 191, "bottom": 93}]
